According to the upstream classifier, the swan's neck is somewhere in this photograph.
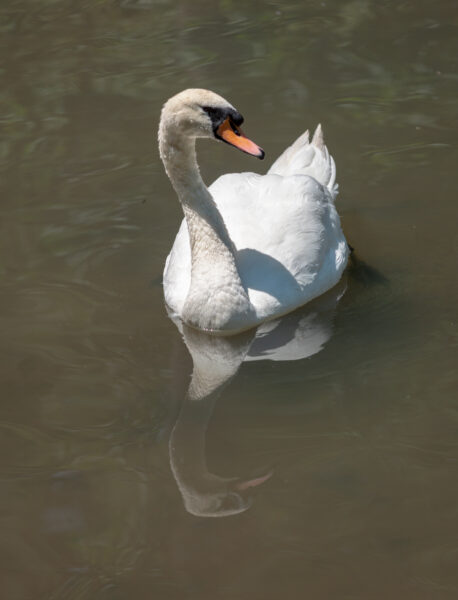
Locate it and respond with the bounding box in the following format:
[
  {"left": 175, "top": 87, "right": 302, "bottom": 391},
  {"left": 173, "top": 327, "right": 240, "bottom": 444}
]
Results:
[{"left": 159, "top": 127, "right": 254, "bottom": 331}]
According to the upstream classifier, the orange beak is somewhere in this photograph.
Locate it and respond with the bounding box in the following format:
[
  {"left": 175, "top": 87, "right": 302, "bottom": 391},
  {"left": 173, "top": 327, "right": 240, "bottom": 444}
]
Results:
[{"left": 216, "top": 118, "right": 265, "bottom": 159}]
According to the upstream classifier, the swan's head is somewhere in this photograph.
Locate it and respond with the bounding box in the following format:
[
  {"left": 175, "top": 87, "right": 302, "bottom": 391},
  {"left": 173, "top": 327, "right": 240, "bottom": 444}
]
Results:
[{"left": 159, "top": 88, "right": 264, "bottom": 159}]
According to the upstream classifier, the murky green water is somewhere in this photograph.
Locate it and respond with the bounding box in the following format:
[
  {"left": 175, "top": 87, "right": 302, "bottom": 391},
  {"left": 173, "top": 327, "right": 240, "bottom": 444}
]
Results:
[{"left": 1, "top": 1, "right": 457, "bottom": 598}]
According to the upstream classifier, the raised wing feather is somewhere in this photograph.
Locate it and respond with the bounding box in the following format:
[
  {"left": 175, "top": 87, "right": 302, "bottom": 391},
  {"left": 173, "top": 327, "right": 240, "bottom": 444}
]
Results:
[{"left": 268, "top": 125, "right": 338, "bottom": 198}]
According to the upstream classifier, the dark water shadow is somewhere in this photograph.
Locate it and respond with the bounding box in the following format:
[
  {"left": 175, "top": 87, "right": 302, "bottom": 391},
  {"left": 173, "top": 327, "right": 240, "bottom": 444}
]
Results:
[{"left": 347, "top": 251, "right": 389, "bottom": 287}]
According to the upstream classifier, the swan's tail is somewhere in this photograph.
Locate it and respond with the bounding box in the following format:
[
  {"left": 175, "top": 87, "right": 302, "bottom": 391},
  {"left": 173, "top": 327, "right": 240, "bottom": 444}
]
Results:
[{"left": 267, "top": 124, "right": 338, "bottom": 198}]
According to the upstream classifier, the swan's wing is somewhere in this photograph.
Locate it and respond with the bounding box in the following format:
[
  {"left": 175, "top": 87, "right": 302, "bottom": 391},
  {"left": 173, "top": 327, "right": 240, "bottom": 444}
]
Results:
[
  {"left": 268, "top": 125, "right": 338, "bottom": 198},
  {"left": 209, "top": 172, "right": 348, "bottom": 320}
]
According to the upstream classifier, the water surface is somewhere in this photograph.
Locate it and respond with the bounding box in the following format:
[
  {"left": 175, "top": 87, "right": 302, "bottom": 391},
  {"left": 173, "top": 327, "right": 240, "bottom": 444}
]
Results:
[{"left": 1, "top": 1, "right": 457, "bottom": 598}]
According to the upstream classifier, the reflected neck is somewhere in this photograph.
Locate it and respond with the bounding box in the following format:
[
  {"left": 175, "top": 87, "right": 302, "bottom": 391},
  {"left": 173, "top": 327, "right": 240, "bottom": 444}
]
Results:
[{"left": 168, "top": 327, "right": 254, "bottom": 517}]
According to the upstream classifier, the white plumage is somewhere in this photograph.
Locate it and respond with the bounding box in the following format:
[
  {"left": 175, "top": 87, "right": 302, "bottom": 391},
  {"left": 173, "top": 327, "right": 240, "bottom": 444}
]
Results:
[{"left": 159, "top": 89, "right": 348, "bottom": 334}]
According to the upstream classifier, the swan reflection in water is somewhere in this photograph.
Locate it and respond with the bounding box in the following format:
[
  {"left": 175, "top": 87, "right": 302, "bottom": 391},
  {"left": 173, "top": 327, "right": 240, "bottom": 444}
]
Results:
[{"left": 168, "top": 280, "right": 346, "bottom": 518}]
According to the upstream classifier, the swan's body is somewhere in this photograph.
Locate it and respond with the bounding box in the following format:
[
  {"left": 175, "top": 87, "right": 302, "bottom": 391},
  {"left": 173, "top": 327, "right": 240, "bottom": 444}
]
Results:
[{"left": 159, "top": 89, "right": 348, "bottom": 334}]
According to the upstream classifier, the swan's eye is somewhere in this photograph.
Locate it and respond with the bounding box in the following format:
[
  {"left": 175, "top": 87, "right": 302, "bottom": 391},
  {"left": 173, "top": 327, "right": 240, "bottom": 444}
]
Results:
[{"left": 229, "top": 120, "right": 241, "bottom": 136}]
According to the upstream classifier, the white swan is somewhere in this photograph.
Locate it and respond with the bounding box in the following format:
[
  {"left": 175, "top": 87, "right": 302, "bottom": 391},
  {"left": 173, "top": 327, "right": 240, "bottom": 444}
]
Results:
[{"left": 159, "top": 89, "right": 349, "bottom": 334}]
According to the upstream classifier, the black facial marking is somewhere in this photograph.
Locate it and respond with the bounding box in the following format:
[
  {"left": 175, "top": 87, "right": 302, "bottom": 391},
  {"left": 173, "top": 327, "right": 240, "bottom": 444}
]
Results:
[
  {"left": 202, "top": 105, "right": 244, "bottom": 132},
  {"left": 201, "top": 106, "right": 226, "bottom": 127},
  {"left": 229, "top": 109, "right": 244, "bottom": 127}
]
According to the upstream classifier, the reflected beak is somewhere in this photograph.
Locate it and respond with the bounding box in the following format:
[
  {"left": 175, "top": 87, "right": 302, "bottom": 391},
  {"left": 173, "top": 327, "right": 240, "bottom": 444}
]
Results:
[
  {"left": 234, "top": 470, "right": 273, "bottom": 491},
  {"left": 216, "top": 118, "right": 265, "bottom": 159}
]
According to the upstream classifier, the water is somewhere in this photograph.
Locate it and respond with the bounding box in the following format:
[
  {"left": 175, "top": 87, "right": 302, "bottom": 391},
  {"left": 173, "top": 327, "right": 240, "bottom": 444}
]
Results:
[{"left": 1, "top": 1, "right": 457, "bottom": 598}]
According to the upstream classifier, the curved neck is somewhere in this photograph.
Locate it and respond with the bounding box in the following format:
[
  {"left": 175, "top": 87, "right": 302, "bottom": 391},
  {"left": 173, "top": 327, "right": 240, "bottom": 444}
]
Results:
[
  {"left": 159, "top": 130, "right": 233, "bottom": 250},
  {"left": 159, "top": 124, "right": 254, "bottom": 331}
]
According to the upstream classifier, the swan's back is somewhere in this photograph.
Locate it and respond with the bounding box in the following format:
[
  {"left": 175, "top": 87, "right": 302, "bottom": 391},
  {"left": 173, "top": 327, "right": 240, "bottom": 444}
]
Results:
[{"left": 164, "top": 126, "right": 348, "bottom": 323}]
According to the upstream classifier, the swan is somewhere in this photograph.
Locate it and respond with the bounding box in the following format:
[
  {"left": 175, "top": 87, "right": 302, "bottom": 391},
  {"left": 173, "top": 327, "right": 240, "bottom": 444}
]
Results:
[{"left": 159, "top": 88, "right": 349, "bottom": 334}]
